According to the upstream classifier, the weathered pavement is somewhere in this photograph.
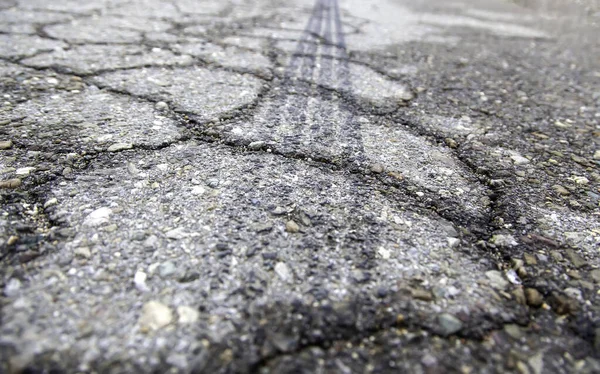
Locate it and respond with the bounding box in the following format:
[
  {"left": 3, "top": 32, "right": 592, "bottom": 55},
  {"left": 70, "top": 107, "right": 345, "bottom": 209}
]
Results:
[{"left": 0, "top": 0, "right": 599, "bottom": 372}]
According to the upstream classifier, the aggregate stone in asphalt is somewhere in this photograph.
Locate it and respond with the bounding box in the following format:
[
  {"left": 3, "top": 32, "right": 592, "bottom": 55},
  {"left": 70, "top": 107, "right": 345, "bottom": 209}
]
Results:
[{"left": 1, "top": 0, "right": 599, "bottom": 373}]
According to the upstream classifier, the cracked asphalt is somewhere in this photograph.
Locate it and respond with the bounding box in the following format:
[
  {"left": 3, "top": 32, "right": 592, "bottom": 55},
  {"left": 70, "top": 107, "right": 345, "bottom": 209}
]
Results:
[{"left": 0, "top": 0, "right": 599, "bottom": 373}]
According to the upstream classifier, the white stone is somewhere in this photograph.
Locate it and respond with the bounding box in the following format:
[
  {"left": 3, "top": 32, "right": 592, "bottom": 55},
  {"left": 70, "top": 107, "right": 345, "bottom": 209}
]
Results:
[
  {"left": 510, "top": 154, "right": 530, "bottom": 165},
  {"left": 83, "top": 207, "right": 112, "bottom": 226},
  {"left": 572, "top": 176, "right": 589, "bottom": 185},
  {"left": 139, "top": 301, "right": 173, "bottom": 330},
  {"left": 165, "top": 227, "right": 189, "bottom": 240},
  {"left": 107, "top": 142, "right": 133, "bottom": 152},
  {"left": 134, "top": 271, "right": 149, "bottom": 292},
  {"left": 490, "top": 234, "right": 518, "bottom": 247},
  {"left": 377, "top": 247, "right": 391, "bottom": 260},
  {"left": 43, "top": 198, "right": 58, "bottom": 208},
  {"left": 191, "top": 186, "right": 206, "bottom": 195},
  {"left": 4, "top": 278, "right": 21, "bottom": 297},
  {"left": 74, "top": 247, "right": 91, "bottom": 259},
  {"left": 177, "top": 306, "right": 200, "bottom": 324},
  {"left": 506, "top": 269, "right": 521, "bottom": 285},
  {"left": 15, "top": 167, "right": 35, "bottom": 176},
  {"left": 274, "top": 262, "right": 293, "bottom": 283}
]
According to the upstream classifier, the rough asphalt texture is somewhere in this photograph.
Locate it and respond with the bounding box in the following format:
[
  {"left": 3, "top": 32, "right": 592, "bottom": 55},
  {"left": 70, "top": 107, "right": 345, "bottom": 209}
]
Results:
[{"left": 0, "top": 0, "right": 599, "bottom": 372}]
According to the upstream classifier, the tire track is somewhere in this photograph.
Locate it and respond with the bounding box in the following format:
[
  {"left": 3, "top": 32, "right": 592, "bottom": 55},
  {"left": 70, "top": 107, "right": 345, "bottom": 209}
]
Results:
[{"left": 265, "top": 0, "right": 365, "bottom": 164}]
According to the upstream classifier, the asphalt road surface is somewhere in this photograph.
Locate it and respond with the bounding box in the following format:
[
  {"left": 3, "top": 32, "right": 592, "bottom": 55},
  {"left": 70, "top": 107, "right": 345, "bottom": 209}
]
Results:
[{"left": 1, "top": 0, "right": 599, "bottom": 372}]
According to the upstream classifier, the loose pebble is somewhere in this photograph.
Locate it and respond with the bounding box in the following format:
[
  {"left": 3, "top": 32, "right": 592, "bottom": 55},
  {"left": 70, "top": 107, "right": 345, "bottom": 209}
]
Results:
[
  {"left": 437, "top": 313, "right": 463, "bottom": 336},
  {"left": 285, "top": 220, "right": 300, "bottom": 233},
  {"left": 139, "top": 301, "right": 173, "bottom": 331},
  {"left": 0, "top": 178, "right": 22, "bottom": 189},
  {"left": 274, "top": 262, "right": 293, "bottom": 283},
  {"left": 177, "top": 306, "right": 200, "bottom": 324},
  {"left": 83, "top": 207, "right": 112, "bottom": 227},
  {"left": 0, "top": 140, "right": 13, "bottom": 150},
  {"left": 525, "top": 288, "right": 543, "bottom": 307},
  {"left": 108, "top": 143, "right": 134, "bottom": 152}
]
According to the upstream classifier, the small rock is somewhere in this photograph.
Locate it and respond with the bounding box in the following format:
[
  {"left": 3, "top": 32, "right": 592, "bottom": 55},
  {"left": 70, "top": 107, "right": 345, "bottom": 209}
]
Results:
[
  {"left": 15, "top": 167, "right": 35, "bottom": 176},
  {"left": 511, "top": 258, "right": 524, "bottom": 270},
  {"left": 206, "top": 178, "right": 219, "bottom": 188},
  {"left": 524, "top": 253, "right": 537, "bottom": 265},
  {"left": 83, "top": 207, "right": 112, "bottom": 227},
  {"left": 421, "top": 353, "right": 438, "bottom": 367},
  {"left": 127, "top": 162, "right": 140, "bottom": 176},
  {"left": 525, "top": 288, "right": 543, "bottom": 307},
  {"left": 191, "top": 186, "right": 206, "bottom": 195},
  {"left": 565, "top": 249, "right": 586, "bottom": 268},
  {"left": 512, "top": 288, "right": 527, "bottom": 305},
  {"left": 506, "top": 269, "right": 522, "bottom": 285},
  {"left": 155, "top": 101, "right": 169, "bottom": 111},
  {"left": 437, "top": 313, "right": 463, "bottom": 336},
  {"left": 504, "top": 324, "right": 523, "bottom": 339},
  {"left": 131, "top": 231, "right": 146, "bottom": 241},
  {"left": 552, "top": 185, "right": 570, "bottom": 196},
  {"left": 0, "top": 140, "right": 13, "bottom": 150},
  {"left": 270, "top": 332, "right": 298, "bottom": 352},
  {"left": 248, "top": 141, "right": 265, "bottom": 150},
  {"left": 74, "top": 247, "right": 91, "bottom": 259},
  {"left": 528, "top": 352, "right": 544, "bottom": 374},
  {"left": 564, "top": 287, "right": 583, "bottom": 302},
  {"left": 572, "top": 176, "right": 589, "bottom": 185},
  {"left": 445, "top": 138, "right": 458, "bottom": 149},
  {"left": 376, "top": 287, "right": 388, "bottom": 298},
  {"left": 411, "top": 288, "right": 434, "bottom": 301},
  {"left": 285, "top": 220, "right": 300, "bottom": 233},
  {"left": 159, "top": 261, "right": 177, "bottom": 278},
  {"left": 4, "top": 278, "right": 21, "bottom": 297},
  {"left": 517, "top": 267, "right": 528, "bottom": 279},
  {"left": 593, "top": 150, "right": 600, "bottom": 160},
  {"left": 177, "top": 306, "right": 199, "bottom": 324},
  {"left": 139, "top": 301, "right": 173, "bottom": 331},
  {"left": 143, "top": 235, "right": 159, "bottom": 249},
  {"left": 441, "top": 222, "right": 459, "bottom": 237},
  {"left": 352, "top": 269, "right": 371, "bottom": 283},
  {"left": 62, "top": 167, "right": 73, "bottom": 177},
  {"left": 447, "top": 237, "right": 460, "bottom": 248},
  {"left": 590, "top": 269, "right": 600, "bottom": 283},
  {"left": 510, "top": 154, "right": 530, "bottom": 165},
  {"left": 486, "top": 270, "right": 509, "bottom": 289},
  {"left": 567, "top": 270, "right": 581, "bottom": 279},
  {"left": 571, "top": 154, "right": 591, "bottom": 167},
  {"left": 262, "top": 252, "right": 278, "bottom": 260},
  {"left": 134, "top": 271, "right": 149, "bottom": 292},
  {"left": 370, "top": 163, "right": 384, "bottom": 174},
  {"left": 107, "top": 143, "right": 133, "bottom": 152},
  {"left": 490, "top": 234, "right": 517, "bottom": 247},
  {"left": 377, "top": 247, "right": 391, "bottom": 259},
  {"left": 254, "top": 223, "right": 273, "bottom": 233},
  {"left": 550, "top": 250, "right": 564, "bottom": 262},
  {"left": 551, "top": 293, "right": 577, "bottom": 315},
  {"left": 0, "top": 178, "right": 22, "bottom": 189},
  {"left": 43, "top": 198, "right": 58, "bottom": 209},
  {"left": 274, "top": 262, "right": 293, "bottom": 283},
  {"left": 166, "top": 227, "right": 188, "bottom": 240},
  {"left": 271, "top": 206, "right": 288, "bottom": 215}
]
